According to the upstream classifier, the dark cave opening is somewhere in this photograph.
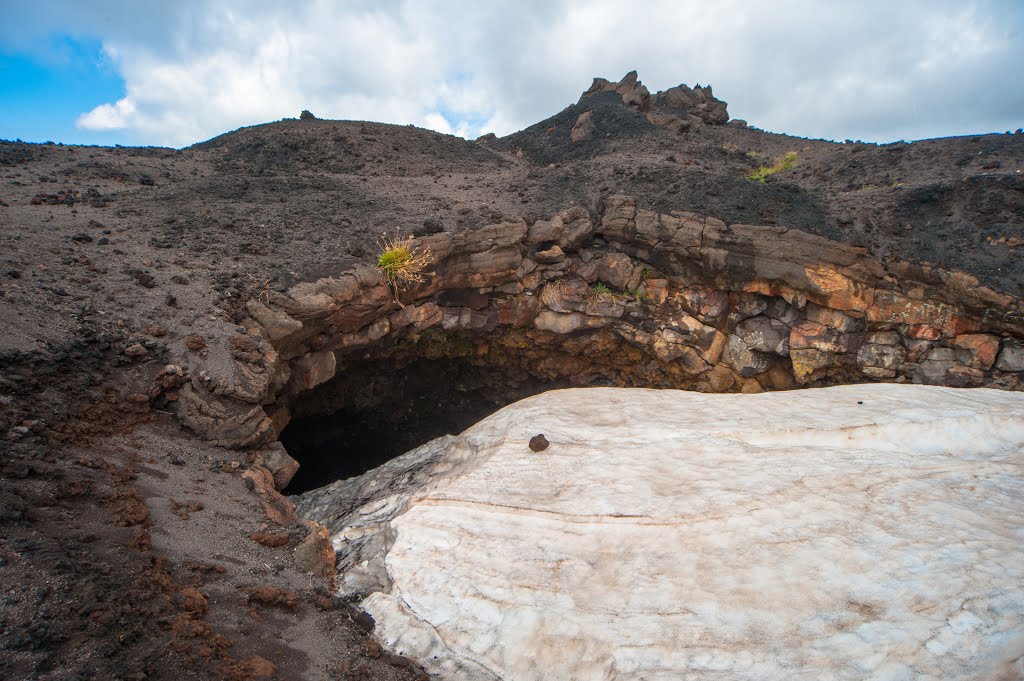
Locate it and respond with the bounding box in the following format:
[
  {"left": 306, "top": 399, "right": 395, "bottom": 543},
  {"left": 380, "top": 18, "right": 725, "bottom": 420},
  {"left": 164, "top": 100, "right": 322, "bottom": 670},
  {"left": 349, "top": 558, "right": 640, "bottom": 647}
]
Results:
[{"left": 279, "top": 357, "right": 568, "bottom": 495}]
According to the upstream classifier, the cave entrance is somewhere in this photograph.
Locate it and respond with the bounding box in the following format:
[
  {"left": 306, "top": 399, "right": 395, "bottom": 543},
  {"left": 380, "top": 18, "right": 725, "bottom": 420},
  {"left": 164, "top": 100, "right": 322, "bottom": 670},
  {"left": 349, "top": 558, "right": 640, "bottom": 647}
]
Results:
[{"left": 278, "top": 356, "right": 569, "bottom": 495}]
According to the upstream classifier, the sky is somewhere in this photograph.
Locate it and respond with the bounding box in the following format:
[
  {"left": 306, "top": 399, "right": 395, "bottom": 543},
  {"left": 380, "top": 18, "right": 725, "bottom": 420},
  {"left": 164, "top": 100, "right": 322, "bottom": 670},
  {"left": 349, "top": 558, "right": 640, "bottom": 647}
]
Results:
[{"left": 1, "top": 0, "right": 1022, "bottom": 148}]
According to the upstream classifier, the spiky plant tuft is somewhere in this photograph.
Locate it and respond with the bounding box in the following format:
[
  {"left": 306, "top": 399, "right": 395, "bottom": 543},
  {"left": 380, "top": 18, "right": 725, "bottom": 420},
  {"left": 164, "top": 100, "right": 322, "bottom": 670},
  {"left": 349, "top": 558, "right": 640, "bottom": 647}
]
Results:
[{"left": 376, "top": 234, "right": 432, "bottom": 301}]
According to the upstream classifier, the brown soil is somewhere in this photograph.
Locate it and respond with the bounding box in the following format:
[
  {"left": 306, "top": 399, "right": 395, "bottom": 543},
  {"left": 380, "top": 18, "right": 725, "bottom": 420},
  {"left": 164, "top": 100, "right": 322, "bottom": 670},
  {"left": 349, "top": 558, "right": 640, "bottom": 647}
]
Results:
[{"left": 1, "top": 75, "right": 1022, "bottom": 679}]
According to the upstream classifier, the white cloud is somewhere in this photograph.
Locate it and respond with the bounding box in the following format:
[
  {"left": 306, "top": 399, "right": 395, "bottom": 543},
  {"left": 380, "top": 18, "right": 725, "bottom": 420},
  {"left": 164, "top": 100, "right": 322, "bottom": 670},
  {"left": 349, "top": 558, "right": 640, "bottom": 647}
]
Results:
[
  {"left": 12, "top": 0, "right": 1022, "bottom": 146},
  {"left": 76, "top": 98, "right": 136, "bottom": 130},
  {"left": 422, "top": 113, "right": 454, "bottom": 135}
]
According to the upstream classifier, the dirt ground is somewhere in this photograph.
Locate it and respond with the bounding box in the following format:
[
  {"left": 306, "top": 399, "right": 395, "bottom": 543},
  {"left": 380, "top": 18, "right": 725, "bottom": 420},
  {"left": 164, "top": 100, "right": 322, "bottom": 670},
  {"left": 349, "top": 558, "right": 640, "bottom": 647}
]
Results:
[{"left": 1, "top": 79, "right": 1022, "bottom": 679}]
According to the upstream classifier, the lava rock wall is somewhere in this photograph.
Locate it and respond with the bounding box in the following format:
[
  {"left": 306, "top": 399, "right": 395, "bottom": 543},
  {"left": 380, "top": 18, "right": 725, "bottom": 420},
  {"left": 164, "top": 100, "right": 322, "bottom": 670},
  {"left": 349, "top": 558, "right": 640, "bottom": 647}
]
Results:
[{"left": 171, "top": 194, "right": 1024, "bottom": 449}]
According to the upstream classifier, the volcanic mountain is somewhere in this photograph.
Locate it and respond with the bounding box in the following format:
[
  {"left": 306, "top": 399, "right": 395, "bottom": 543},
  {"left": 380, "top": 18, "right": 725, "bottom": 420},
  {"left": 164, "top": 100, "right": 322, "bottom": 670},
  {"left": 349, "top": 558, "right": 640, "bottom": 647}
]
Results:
[{"left": 1, "top": 71, "right": 1022, "bottom": 680}]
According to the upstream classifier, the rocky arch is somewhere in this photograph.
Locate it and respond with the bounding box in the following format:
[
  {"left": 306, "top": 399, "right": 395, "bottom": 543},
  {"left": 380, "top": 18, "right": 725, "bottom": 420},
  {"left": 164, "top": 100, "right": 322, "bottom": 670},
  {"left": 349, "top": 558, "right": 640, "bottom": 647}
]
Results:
[{"left": 170, "top": 194, "right": 1024, "bottom": 493}]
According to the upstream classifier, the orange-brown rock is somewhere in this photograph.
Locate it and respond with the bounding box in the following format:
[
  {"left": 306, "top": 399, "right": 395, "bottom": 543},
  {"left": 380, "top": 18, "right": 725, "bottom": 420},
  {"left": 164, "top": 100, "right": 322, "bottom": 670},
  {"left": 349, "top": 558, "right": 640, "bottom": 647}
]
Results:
[
  {"left": 288, "top": 350, "right": 336, "bottom": 392},
  {"left": 258, "top": 443, "right": 300, "bottom": 490},
  {"left": 249, "top": 531, "right": 290, "bottom": 548},
  {"left": 790, "top": 321, "right": 844, "bottom": 353},
  {"left": 953, "top": 334, "right": 1001, "bottom": 370},
  {"left": 246, "top": 586, "right": 299, "bottom": 610},
  {"left": 232, "top": 656, "right": 277, "bottom": 678},
  {"left": 175, "top": 587, "right": 209, "bottom": 616},
  {"left": 242, "top": 466, "right": 298, "bottom": 526},
  {"left": 581, "top": 70, "right": 651, "bottom": 112},
  {"left": 184, "top": 335, "right": 206, "bottom": 352},
  {"left": 569, "top": 110, "right": 596, "bottom": 142},
  {"left": 867, "top": 292, "right": 955, "bottom": 331},
  {"left": 906, "top": 324, "right": 943, "bottom": 341},
  {"left": 293, "top": 520, "right": 335, "bottom": 581}
]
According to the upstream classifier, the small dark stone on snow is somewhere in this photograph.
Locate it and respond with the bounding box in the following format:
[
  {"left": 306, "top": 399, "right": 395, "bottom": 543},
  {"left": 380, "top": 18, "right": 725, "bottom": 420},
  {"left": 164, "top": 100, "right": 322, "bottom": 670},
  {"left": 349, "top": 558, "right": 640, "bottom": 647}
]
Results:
[{"left": 529, "top": 434, "right": 549, "bottom": 452}]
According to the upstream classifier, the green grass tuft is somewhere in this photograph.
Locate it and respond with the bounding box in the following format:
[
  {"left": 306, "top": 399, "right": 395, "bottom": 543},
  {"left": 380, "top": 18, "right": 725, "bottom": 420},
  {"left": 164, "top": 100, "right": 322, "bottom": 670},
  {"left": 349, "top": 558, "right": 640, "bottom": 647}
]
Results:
[
  {"left": 376, "top": 234, "right": 432, "bottom": 301},
  {"left": 748, "top": 151, "right": 798, "bottom": 183}
]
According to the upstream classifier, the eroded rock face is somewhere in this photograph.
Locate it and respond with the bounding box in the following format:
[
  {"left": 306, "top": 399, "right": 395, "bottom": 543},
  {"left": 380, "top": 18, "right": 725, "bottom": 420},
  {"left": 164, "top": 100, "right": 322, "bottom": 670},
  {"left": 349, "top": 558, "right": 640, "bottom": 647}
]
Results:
[
  {"left": 656, "top": 82, "right": 729, "bottom": 124},
  {"left": 297, "top": 385, "right": 1024, "bottom": 680},
  {"left": 170, "top": 193, "right": 1024, "bottom": 448},
  {"left": 581, "top": 70, "right": 652, "bottom": 112}
]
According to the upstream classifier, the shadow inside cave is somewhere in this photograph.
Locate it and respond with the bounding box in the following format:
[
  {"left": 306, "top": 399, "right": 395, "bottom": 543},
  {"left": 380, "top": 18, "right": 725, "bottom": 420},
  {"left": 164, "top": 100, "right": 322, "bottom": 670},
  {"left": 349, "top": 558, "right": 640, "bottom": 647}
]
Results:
[{"left": 278, "top": 357, "right": 568, "bottom": 495}]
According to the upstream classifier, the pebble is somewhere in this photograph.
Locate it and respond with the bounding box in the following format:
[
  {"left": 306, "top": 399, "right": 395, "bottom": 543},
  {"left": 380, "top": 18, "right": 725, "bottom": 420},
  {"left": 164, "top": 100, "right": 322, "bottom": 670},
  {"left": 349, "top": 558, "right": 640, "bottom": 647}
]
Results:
[{"left": 123, "top": 343, "right": 148, "bottom": 357}]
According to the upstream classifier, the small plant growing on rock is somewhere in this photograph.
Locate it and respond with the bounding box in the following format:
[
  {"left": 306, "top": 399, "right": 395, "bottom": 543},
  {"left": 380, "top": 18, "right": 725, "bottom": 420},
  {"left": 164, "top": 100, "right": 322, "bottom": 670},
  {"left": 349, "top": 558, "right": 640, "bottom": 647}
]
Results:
[
  {"left": 629, "top": 289, "right": 651, "bottom": 302},
  {"left": 590, "top": 282, "right": 614, "bottom": 297},
  {"left": 748, "top": 151, "right": 798, "bottom": 183},
  {"left": 376, "top": 233, "right": 432, "bottom": 301}
]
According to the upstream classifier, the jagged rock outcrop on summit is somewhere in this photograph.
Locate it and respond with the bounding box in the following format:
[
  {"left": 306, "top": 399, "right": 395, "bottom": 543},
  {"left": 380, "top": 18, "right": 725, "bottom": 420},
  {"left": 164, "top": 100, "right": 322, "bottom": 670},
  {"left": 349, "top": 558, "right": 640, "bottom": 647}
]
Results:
[
  {"left": 581, "top": 70, "right": 653, "bottom": 112},
  {"left": 655, "top": 82, "right": 729, "bottom": 124},
  {"left": 579, "top": 70, "right": 731, "bottom": 136}
]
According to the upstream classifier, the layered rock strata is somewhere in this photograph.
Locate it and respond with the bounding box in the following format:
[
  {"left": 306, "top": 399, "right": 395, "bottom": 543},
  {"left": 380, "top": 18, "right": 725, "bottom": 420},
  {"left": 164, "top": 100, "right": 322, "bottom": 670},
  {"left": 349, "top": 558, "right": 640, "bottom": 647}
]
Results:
[
  {"left": 295, "top": 384, "right": 1024, "bottom": 680},
  {"left": 169, "top": 194, "right": 1024, "bottom": 450}
]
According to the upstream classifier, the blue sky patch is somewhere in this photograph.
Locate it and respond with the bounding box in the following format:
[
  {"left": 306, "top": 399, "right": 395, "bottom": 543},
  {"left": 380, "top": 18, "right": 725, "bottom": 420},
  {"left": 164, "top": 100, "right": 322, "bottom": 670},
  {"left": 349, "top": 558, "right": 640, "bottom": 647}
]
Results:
[{"left": 0, "top": 35, "right": 134, "bottom": 145}]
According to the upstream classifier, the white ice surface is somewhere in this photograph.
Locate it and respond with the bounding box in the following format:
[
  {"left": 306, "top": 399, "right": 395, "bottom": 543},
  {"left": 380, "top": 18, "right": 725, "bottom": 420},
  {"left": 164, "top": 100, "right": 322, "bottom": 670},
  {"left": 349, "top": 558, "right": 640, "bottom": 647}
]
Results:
[{"left": 353, "top": 384, "right": 1024, "bottom": 680}]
